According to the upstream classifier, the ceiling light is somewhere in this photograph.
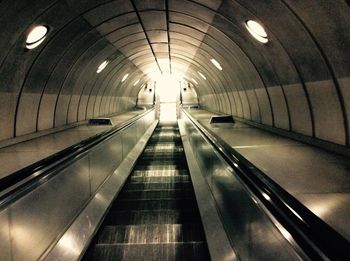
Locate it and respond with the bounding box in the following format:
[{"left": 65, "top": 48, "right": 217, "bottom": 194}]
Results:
[
  {"left": 134, "top": 79, "right": 140, "bottom": 86},
  {"left": 121, "top": 73, "right": 129, "bottom": 82},
  {"left": 192, "top": 78, "right": 198, "bottom": 85},
  {"left": 198, "top": 72, "right": 206, "bottom": 80},
  {"left": 210, "top": 58, "right": 222, "bottom": 71},
  {"left": 96, "top": 60, "right": 108, "bottom": 73},
  {"left": 26, "top": 25, "right": 48, "bottom": 49},
  {"left": 245, "top": 20, "right": 268, "bottom": 43}
]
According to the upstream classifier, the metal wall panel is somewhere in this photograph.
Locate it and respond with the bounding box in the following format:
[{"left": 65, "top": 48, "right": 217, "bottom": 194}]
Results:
[
  {"left": 307, "top": 80, "right": 345, "bottom": 144},
  {"left": 283, "top": 83, "right": 312, "bottom": 135},
  {"left": 267, "top": 86, "right": 290, "bottom": 130},
  {"left": 0, "top": 209, "right": 11, "bottom": 261}
]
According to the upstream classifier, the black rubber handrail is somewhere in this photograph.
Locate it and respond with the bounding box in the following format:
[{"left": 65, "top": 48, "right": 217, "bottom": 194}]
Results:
[
  {"left": 0, "top": 108, "right": 154, "bottom": 207},
  {"left": 182, "top": 108, "right": 350, "bottom": 260}
]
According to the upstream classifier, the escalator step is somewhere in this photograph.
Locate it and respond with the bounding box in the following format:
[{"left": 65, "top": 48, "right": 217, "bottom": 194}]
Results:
[
  {"left": 129, "top": 175, "right": 190, "bottom": 184},
  {"left": 134, "top": 164, "right": 187, "bottom": 171},
  {"left": 104, "top": 210, "right": 201, "bottom": 225},
  {"left": 97, "top": 224, "right": 206, "bottom": 244},
  {"left": 156, "top": 127, "right": 179, "bottom": 130},
  {"left": 118, "top": 189, "right": 194, "bottom": 200},
  {"left": 90, "top": 242, "right": 209, "bottom": 261},
  {"left": 125, "top": 181, "right": 192, "bottom": 190},
  {"left": 148, "top": 139, "right": 181, "bottom": 143},
  {"left": 139, "top": 154, "right": 185, "bottom": 159},
  {"left": 150, "top": 136, "right": 179, "bottom": 140},
  {"left": 144, "top": 148, "right": 184, "bottom": 154},
  {"left": 144, "top": 145, "right": 183, "bottom": 151},
  {"left": 140, "top": 152, "right": 185, "bottom": 159},
  {"left": 85, "top": 228, "right": 210, "bottom": 260},
  {"left": 131, "top": 170, "right": 189, "bottom": 177},
  {"left": 153, "top": 130, "right": 179, "bottom": 133},
  {"left": 144, "top": 148, "right": 183, "bottom": 153},
  {"left": 138, "top": 156, "right": 186, "bottom": 161},
  {"left": 136, "top": 160, "right": 187, "bottom": 167},
  {"left": 112, "top": 199, "right": 197, "bottom": 211}
]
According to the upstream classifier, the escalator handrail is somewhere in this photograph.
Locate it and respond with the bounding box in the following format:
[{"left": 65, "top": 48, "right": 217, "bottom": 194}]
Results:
[
  {"left": 182, "top": 108, "right": 350, "bottom": 260},
  {"left": 0, "top": 108, "right": 155, "bottom": 208}
]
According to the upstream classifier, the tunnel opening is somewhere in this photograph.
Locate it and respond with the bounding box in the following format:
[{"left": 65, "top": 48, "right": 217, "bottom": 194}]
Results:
[
  {"left": 1, "top": 1, "right": 350, "bottom": 260},
  {"left": 156, "top": 74, "right": 181, "bottom": 123}
]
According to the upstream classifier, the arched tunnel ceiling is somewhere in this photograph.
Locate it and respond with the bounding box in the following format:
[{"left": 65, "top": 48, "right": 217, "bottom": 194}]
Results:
[{"left": 0, "top": 0, "right": 350, "bottom": 149}]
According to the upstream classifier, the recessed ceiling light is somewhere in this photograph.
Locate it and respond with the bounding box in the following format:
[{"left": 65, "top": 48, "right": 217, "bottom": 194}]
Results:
[
  {"left": 198, "top": 72, "right": 206, "bottom": 80},
  {"left": 97, "top": 60, "right": 108, "bottom": 73},
  {"left": 121, "top": 73, "right": 129, "bottom": 82},
  {"left": 26, "top": 25, "right": 48, "bottom": 49},
  {"left": 245, "top": 20, "right": 268, "bottom": 43},
  {"left": 134, "top": 79, "right": 140, "bottom": 86},
  {"left": 210, "top": 58, "right": 222, "bottom": 71},
  {"left": 192, "top": 78, "right": 198, "bottom": 85}
]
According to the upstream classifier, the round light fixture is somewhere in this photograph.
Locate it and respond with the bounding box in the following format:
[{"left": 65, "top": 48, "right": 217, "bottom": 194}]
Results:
[
  {"left": 26, "top": 25, "right": 48, "bottom": 49},
  {"left": 134, "top": 79, "right": 140, "bottom": 86},
  {"left": 121, "top": 73, "right": 129, "bottom": 82},
  {"left": 198, "top": 72, "right": 206, "bottom": 80},
  {"left": 192, "top": 78, "right": 198, "bottom": 85},
  {"left": 245, "top": 20, "right": 268, "bottom": 43},
  {"left": 96, "top": 60, "right": 109, "bottom": 73},
  {"left": 210, "top": 58, "right": 223, "bottom": 71}
]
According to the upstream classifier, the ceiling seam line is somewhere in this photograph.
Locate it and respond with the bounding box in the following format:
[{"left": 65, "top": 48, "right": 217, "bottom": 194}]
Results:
[
  {"left": 130, "top": 0, "right": 163, "bottom": 75},
  {"left": 165, "top": 0, "right": 172, "bottom": 74}
]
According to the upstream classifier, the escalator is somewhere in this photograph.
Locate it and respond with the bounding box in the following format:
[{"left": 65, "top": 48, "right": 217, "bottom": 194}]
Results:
[{"left": 83, "top": 123, "right": 210, "bottom": 260}]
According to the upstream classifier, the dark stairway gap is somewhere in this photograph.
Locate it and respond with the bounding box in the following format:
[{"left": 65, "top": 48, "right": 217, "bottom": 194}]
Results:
[{"left": 83, "top": 123, "right": 210, "bottom": 261}]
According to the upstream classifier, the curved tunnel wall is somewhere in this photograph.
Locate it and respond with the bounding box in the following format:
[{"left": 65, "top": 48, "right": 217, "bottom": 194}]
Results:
[{"left": 0, "top": 0, "right": 349, "bottom": 150}]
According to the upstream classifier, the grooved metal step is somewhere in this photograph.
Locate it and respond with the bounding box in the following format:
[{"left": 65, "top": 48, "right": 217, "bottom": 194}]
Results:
[
  {"left": 129, "top": 175, "right": 190, "bottom": 184},
  {"left": 125, "top": 181, "right": 192, "bottom": 190},
  {"left": 104, "top": 210, "right": 201, "bottom": 225},
  {"left": 118, "top": 189, "right": 195, "bottom": 200},
  {"left": 136, "top": 160, "right": 187, "bottom": 167},
  {"left": 90, "top": 242, "right": 208, "bottom": 261},
  {"left": 141, "top": 151, "right": 185, "bottom": 156},
  {"left": 134, "top": 164, "right": 187, "bottom": 171},
  {"left": 131, "top": 170, "right": 189, "bottom": 177},
  {"left": 140, "top": 152, "right": 185, "bottom": 158},
  {"left": 112, "top": 198, "right": 197, "bottom": 211},
  {"left": 83, "top": 123, "right": 210, "bottom": 261},
  {"left": 97, "top": 224, "right": 206, "bottom": 244},
  {"left": 144, "top": 145, "right": 184, "bottom": 153}
]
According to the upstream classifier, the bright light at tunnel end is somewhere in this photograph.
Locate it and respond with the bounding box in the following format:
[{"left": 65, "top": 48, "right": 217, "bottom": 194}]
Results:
[
  {"left": 156, "top": 74, "right": 181, "bottom": 104},
  {"left": 245, "top": 20, "right": 268, "bottom": 44},
  {"left": 96, "top": 60, "right": 108, "bottom": 73},
  {"left": 210, "top": 58, "right": 223, "bottom": 71}
]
